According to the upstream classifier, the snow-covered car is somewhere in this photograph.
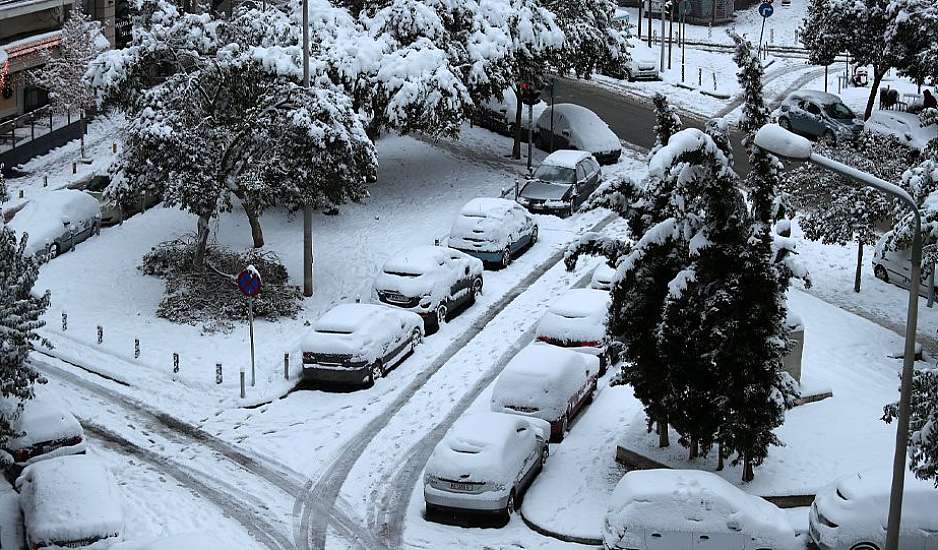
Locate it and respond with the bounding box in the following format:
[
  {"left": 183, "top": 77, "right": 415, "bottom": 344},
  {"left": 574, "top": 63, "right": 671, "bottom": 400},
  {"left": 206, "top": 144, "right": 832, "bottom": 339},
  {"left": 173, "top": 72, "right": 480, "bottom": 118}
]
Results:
[
  {"left": 590, "top": 263, "right": 616, "bottom": 290},
  {"left": 472, "top": 87, "right": 548, "bottom": 138},
  {"left": 69, "top": 174, "right": 161, "bottom": 226},
  {"left": 864, "top": 109, "right": 938, "bottom": 152},
  {"left": 774, "top": 90, "right": 863, "bottom": 144},
  {"left": 627, "top": 42, "right": 661, "bottom": 81},
  {"left": 301, "top": 303, "right": 424, "bottom": 387},
  {"left": 373, "top": 245, "right": 484, "bottom": 334},
  {"left": 535, "top": 288, "right": 611, "bottom": 373},
  {"left": 0, "top": 395, "right": 86, "bottom": 478},
  {"left": 111, "top": 533, "right": 230, "bottom": 550},
  {"left": 17, "top": 455, "right": 123, "bottom": 550},
  {"left": 516, "top": 150, "right": 602, "bottom": 217},
  {"left": 7, "top": 189, "right": 100, "bottom": 258},
  {"left": 424, "top": 411, "right": 550, "bottom": 522},
  {"left": 603, "top": 469, "right": 800, "bottom": 550},
  {"left": 490, "top": 343, "right": 599, "bottom": 442},
  {"left": 447, "top": 198, "right": 538, "bottom": 268},
  {"left": 809, "top": 469, "right": 938, "bottom": 550},
  {"left": 535, "top": 104, "right": 622, "bottom": 164},
  {"left": 872, "top": 233, "right": 938, "bottom": 298}
]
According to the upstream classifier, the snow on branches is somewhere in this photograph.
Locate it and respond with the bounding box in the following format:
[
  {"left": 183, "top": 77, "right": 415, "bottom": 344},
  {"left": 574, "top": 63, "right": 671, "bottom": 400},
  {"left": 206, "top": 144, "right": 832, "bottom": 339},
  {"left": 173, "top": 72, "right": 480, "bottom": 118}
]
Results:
[{"left": 884, "top": 367, "right": 938, "bottom": 487}]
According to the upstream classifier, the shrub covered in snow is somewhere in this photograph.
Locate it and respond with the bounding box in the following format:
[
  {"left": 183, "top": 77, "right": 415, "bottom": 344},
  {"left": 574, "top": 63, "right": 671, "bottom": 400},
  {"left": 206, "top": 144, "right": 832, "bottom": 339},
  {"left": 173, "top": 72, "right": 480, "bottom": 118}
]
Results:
[{"left": 883, "top": 367, "right": 938, "bottom": 487}]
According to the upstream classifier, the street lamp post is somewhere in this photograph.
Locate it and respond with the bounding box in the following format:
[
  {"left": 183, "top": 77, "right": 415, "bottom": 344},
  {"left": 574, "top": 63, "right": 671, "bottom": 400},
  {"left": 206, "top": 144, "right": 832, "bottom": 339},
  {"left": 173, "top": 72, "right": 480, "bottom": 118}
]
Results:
[
  {"left": 302, "top": 0, "right": 313, "bottom": 297},
  {"left": 754, "top": 124, "right": 920, "bottom": 550}
]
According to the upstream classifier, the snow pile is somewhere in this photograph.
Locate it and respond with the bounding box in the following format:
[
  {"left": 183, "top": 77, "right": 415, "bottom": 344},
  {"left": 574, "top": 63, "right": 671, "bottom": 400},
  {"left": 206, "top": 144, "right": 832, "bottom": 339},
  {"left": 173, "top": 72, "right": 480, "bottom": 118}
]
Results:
[
  {"left": 18, "top": 455, "right": 123, "bottom": 548},
  {"left": 490, "top": 343, "right": 597, "bottom": 419},
  {"left": 603, "top": 469, "right": 798, "bottom": 550},
  {"left": 7, "top": 190, "right": 99, "bottom": 255},
  {"left": 864, "top": 110, "right": 938, "bottom": 152},
  {"left": 535, "top": 289, "right": 609, "bottom": 344},
  {"left": 537, "top": 104, "right": 621, "bottom": 155}
]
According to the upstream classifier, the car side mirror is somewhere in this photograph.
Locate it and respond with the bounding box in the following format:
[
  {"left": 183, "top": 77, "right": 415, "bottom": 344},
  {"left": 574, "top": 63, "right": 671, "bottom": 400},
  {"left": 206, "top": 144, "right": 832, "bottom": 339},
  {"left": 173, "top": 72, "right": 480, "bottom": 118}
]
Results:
[
  {"left": 727, "top": 519, "right": 741, "bottom": 532},
  {"left": 561, "top": 129, "right": 571, "bottom": 137},
  {"left": 464, "top": 266, "right": 470, "bottom": 275},
  {"left": 904, "top": 133, "right": 913, "bottom": 141}
]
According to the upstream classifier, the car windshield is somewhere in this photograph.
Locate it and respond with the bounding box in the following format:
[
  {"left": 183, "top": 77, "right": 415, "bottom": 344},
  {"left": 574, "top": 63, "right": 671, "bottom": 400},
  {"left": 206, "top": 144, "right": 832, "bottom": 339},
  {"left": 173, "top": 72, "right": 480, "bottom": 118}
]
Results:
[
  {"left": 520, "top": 181, "right": 570, "bottom": 200},
  {"left": 533, "top": 164, "right": 575, "bottom": 184},
  {"left": 824, "top": 102, "right": 855, "bottom": 119}
]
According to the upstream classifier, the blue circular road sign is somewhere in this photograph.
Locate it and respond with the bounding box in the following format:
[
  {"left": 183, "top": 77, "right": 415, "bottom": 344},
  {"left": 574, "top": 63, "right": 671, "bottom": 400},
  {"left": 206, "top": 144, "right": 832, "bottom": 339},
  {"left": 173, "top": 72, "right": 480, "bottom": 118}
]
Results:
[
  {"left": 759, "top": 2, "right": 774, "bottom": 17},
  {"left": 237, "top": 269, "right": 262, "bottom": 297}
]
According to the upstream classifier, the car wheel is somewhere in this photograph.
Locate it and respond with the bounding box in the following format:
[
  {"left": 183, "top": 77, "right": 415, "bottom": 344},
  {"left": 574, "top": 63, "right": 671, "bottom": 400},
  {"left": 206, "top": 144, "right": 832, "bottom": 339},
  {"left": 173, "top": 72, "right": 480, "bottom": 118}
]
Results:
[
  {"left": 436, "top": 303, "right": 448, "bottom": 327},
  {"left": 500, "top": 247, "right": 512, "bottom": 269},
  {"left": 506, "top": 489, "right": 517, "bottom": 515},
  {"left": 874, "top": 264, "right": 889, "bottom": 282},
  {"left": 410, "top": 329, "right": 422, "bottom": 353},
  {"left": 567, "top": 204, "right": 576, "bottom": 218},
  {"left": 48, "top": 243, "right": 60, "bottom": 259},
  {"left": 778, "top": 117, "right": 792, "bottom": 130},
  {"left": 468, "top": 277, "right": 483, "bottom": 305},
  {"left": 529, "top": 226, "right": 538, "bottom": 246},
  {"left": 850, "top": 544, "right": 879, "bottom": 550},
  {"left": 367, "top": 361, "right": 384, "bottom": 387},
  {"left": 540, "top": 447, "right": 549, "bottom": 468},
  {"left": 553, "top": 414, "right": 569, "bottom": 443}
]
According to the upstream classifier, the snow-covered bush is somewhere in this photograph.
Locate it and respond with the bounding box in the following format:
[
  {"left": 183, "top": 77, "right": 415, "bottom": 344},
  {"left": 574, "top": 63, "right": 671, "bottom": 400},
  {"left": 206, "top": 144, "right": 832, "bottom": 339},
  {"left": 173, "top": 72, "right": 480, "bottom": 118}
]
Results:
[{"left": 883, "top": 367, "right": 938, "bottom": 487}]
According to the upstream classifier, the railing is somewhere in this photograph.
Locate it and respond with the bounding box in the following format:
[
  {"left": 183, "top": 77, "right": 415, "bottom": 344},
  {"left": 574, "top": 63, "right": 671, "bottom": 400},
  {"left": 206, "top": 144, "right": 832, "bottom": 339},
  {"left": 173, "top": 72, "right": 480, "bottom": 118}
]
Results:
[{"left": 0, "top": 105, "right": 83, "bottom": 153}]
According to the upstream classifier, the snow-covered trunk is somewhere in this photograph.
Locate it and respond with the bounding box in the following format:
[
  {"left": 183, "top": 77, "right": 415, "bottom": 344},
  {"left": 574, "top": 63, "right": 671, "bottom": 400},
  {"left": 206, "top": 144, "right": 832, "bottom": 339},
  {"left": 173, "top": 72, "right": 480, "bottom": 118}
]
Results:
[
  {"left": 864, "top": 66, "right": 887, "bottom": 121},
  {"left": 512, "top": 85, "right": 524, "bottom": 160},
  {"left": 233, "top": 190, "right": 264, "bottom": 248},
  {"left": 193, "top": 213, "right": 212, "bottom": 268},
  {"left": 854, "top": 239, "right": 863, "bottom": 293},
  {"left": 716, "top": 442, "right": 725, "bottom": 471},
  {"left": 742, "top": 457, "right": 754, "bottom": 482},
  {"left": 657, "top": 416, "right": 669, "bottom": 447}
]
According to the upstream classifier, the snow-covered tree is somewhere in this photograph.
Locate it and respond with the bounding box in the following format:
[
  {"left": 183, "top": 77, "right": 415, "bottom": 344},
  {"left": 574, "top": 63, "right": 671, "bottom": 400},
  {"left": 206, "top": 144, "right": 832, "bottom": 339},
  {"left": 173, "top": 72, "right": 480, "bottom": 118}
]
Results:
[
  {"left": 651, "top": 92, "right": 681, "bottom": 154},
  {"left": 89, "top": 1, "right": 377, "bottom": 267},
  {"left": 29, "top": 5, "right": 107, "bottom": 116},
  {"left": 0, "top": 171, "right": 7, "bottom": 203},
  {"left": 885, "top": 0, "right": 938, "bottom": 88},
  {"left": 888, "top": 159, "right": 938, "bottom": 274},
  {"left": 544, "top": 0, "right": 630, "bottom": 79},
  {"left": 0, "top": 227, "right": 50, "bottom": 449},
  {"left": 883, "top": 367, "right": 938, "bottom": 487}
]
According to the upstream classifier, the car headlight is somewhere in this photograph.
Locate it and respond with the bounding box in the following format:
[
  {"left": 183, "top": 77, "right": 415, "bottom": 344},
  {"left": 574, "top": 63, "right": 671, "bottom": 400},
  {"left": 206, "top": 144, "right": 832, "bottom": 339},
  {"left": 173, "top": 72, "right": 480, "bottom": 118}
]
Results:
[{"left": 517, "top": 196, "right": 529, "bottom": 205}]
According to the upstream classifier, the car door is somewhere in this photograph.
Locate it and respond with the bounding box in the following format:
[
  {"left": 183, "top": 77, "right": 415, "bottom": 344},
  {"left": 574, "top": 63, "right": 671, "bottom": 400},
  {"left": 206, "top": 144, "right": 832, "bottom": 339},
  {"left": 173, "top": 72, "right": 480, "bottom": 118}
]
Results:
[
  {"left": 647, "top": 530, "right": 693, "bottom": 550},
  {"left": 448, "top": 252, "right": 473, "bottom": 303},
  {"left": 692, "top": 532, "right": 744, "bottom": 550},
  {"left": 513, "top": 426, "right": 539, "bottom": 490},
  {"left": 885, "top": 246, "right": 912, "bottom": 287},
  {"left": 382, "top": 313, "right": 408, "bottom": 365},
  {"left": 574, "top": 163, "right": 589, "bottom": 206},
  {"left": 803, "top": 101, "right": 825, "bottom": 137},
  {"left": 506, "top": 209, "right": 524, "bottom": 252},
  {"left": 586, "top": 158, "right": 602, "bottom": 193}
]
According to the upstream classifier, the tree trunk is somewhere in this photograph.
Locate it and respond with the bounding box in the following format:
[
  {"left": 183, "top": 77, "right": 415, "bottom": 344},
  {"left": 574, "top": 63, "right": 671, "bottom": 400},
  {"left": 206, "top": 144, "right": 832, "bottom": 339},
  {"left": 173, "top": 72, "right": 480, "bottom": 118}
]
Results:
[
  {"left": 689, "top": 438, "right": 699, "bottom": 460},
  {"left": 512, "top": 85, "right": 523, "bottom": 160},
  {"left": 243, "top": 201, "right": 264, "bottom": 248},
  {"left": 864, "top": 67, "right": 887, "bottom": 121},
  {"left": 716, "top": 442, "right": 725, "bottom": 471},
  {"left": 854, "top": 239, "right": 863, "bottom": 293},
  {"left": 742, "top": 458, "right": 755, "bottom": 482},
  {"left": 193, "top": 213, "right": 211, "bottom": 268},
  {"left": 658, "top": 416, "right": 670, "bottom": 448}
]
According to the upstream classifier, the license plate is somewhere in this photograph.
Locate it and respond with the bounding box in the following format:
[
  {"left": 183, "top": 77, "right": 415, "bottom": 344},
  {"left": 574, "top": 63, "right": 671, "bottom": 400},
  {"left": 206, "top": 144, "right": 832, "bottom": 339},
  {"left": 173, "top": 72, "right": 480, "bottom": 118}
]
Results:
[
  {"left": 449, "top": 482, "right": 475, "bottom": 491},
  {"left": 384, "top": 293, "right": 407, "bottom": 303}
]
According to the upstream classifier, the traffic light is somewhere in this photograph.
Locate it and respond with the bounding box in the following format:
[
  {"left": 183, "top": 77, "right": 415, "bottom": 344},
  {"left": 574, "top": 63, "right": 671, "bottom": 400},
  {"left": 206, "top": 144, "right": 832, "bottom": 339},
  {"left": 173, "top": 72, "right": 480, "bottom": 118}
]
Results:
[{"left": 518, "top": 82, "right": 541, "bottom": 106}]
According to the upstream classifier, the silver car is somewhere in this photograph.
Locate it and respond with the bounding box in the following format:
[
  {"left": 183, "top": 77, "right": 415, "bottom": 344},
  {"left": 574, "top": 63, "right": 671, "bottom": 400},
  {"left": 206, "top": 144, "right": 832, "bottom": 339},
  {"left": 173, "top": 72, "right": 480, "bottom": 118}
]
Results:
[
  {"left": 447, "top": 198, "right": 538, "bottom": 269},
  {"left": 872, "top": 234, "right": 937, "bottom": 298},
  {"left": 774, "top": 90, "right": 863, "bottom": 144},
  {"left": 424, "top": 412, "right": 550, "bottom": 523},
  {"left": 7, "top": 189, "right": 101, "bottom": 259}
]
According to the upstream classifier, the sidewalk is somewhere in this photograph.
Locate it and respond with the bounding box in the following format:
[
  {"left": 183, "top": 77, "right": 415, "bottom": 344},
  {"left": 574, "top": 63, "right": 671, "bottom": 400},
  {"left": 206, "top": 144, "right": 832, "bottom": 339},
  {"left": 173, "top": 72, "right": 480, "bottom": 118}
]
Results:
[{"left": 520, "top": 288, "right": 914, "bottom": 543}]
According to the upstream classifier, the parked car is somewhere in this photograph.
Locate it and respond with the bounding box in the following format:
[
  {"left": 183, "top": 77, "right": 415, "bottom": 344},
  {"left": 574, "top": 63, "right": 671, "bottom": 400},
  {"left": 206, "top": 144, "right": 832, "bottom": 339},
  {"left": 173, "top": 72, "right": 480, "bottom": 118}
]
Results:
[
  {"left": 535, "top": 288, "right": 611, "bottom": 373},
  {"left": 774, "top": 90, "right": 863, "bottom": 144},
  {"left": 490, "top": 343, "right": 599, "bottom": 442},
  {"left": 864, "top": 109, "right": 938, "bottom": 153},
  {"left": 627, "top": 42, "right": 661, "bottom": 81},
  {"left": 301, "top": 303, "right": 424, "bottom": 387},
  {"left": 447, "top": 198, "right": 538, "bottom": 268},
  {"left": 18, "top": 455, "right": 123, "bottom": 550},
  {"left": 603, "top": 469, "right": 800, "bottom": 550},
  {"left": 590, "top": 263, "right": 616, "bottom": 290},
  {"left": 7, "top": 189, "right": 100, "bottom": 258},
  {"left": 0, "top": 395, "right": 86, "bottom": 479},
  {"left": 111, "top": 533, "right": 230, "bottom": 550},
  {"left": 373, "top": 245, "right": 484, "bottom": 334},
  {"left": 68, "top": 174, "right": 161, "bottom": 226},
  {"left": 534, "top": 103, "right": 622, "bottom": 164},
  {"left": 516, "top": 150, "right": 602, "bottom": 217},
  {"left": 872, "top": 233, "right": 938, "bottom": 298},
  {"left": 472, "top": 87, "right": 548, "bottom": 138},
  {"left": 809, "top": 469, "right": 938, "bottom": 550},
  {"left": 423, "top": 411, "right": 550, "bottom": 522}
]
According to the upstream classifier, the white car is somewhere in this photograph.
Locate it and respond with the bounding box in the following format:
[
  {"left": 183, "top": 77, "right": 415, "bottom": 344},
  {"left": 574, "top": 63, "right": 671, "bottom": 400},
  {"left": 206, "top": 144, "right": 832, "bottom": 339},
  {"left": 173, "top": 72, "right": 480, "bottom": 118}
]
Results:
[
  {"left": 535, "top": 288, "right": 611, "bottom": 373},
  {"left": 18, "top": 455, "right": 123, "bottom": 550},
  {"left": 809, "top": 469, "right": 938, "bottom": 550},
  {"left": 474, "top": 87, "right": 548, "bottom": 137},
  {"left": 1, "top": 395, "right": 86, "bottom": 477},
  {"left": 535, "top": 104, "right": 622, "bottom": 165},
  {"left": 111, "top": 533, "right": 230, "bottom": 550},
  {"left": 590, "top": 263, "right": 617, "bottom": 290},
  {"left": 424, "top": 412, "right": 550, "bottom": 522},
  {"left": 7, "top": 189, "right": 101, "bottom": 258},
  {"left": 301, "top": 303, "right": 424, "bottom": 387},
  {"left": 872, "top": 233, "right": 938, "bottom": 298},
  {"left": 373, "top": 246, "right": 484, "bottom": 334},
  {"left": 490, "top": 343, "right": 599, "bottom": 442},
  {"left": 864, "top": 109, "right": 938, "bottom": 152},
  {"left": 603, "top": 469, "right": 800, "bottom": 550},
  {"left": 447, "top": 198, "right": 538, "bottom": 269},
  {"left": 628, "top": 42, "right": 661, "bottom": 81}
]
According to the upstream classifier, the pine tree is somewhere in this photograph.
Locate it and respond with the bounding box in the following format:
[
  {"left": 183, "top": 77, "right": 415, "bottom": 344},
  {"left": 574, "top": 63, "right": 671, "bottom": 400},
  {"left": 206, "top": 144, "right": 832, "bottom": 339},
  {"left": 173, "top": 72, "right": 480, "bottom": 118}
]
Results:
[
  {"left": 0, "top": 227, "right": 50, "bottom": 450},
  {"left": 888, "top": 159, "right": 938, "bottom": 278},
  {"left": 0, "top": 171, "right": 7, "bottom": 203},
  {"left": 651, "top": 93, "right": 681, "bottom": 154},
  {"left": 544, "top": 0, "right": 631, "bottom": 80},
  {"left": 883, "top": 368, "right": 938, "bottom": 487}
]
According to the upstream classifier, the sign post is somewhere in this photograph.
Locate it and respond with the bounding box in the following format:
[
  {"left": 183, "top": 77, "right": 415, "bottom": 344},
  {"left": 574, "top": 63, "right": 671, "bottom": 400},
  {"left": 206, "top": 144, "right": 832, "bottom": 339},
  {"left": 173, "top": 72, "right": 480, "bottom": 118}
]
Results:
[
  {"left": 758, "top": 0, "right": 774, "bottom": 56},
  {"left": 237, "top": 266, "right": 263, "bottom": 387}
]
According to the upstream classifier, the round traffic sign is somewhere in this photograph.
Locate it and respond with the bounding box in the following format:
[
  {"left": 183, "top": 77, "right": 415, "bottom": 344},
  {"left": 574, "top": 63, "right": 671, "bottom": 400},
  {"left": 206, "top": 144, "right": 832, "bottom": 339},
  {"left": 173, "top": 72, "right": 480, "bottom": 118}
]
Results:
[
  {"left": 759, "top": 2, "right": 774, "bottom": 17},
  {"left": 237, "top": 268, "right": 262, "bottom": 297}
]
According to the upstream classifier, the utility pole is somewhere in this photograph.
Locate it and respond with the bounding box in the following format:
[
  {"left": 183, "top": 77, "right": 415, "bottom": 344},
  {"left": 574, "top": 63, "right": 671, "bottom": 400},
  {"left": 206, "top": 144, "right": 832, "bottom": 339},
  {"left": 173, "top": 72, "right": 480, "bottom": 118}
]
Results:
[
  {"left": 302, "top": 0, "right": 313, "bottom": 297},
  {"left": 647, "top": 0, "right": 653, "bottom": 46},
  {"left": 668, "top": 2, "right": 673, "bottom": 70},
  {"left": 659, "top": 1, "right": 666, "bottom": 72},
  {"left": 638, "top": 0, "right": 644, "bottom": 42}
]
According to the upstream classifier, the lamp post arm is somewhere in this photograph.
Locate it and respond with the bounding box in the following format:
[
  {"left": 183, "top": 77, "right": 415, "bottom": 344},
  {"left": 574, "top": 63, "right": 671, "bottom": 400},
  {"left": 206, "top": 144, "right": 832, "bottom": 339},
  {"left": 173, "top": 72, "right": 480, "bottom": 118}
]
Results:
[{"left": 808, "top": 152, "right": 917, "bottom": 212}]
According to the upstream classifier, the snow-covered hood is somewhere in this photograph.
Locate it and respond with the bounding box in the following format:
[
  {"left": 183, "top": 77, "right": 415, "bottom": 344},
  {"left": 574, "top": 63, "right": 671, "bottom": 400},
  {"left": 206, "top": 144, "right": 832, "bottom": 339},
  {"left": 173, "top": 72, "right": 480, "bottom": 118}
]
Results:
[
  {"left": 302, "top": 331, "right": 372, "bottom": 360},
  {"left": 2, "top": 397, "right": 83, "bottom": 450},
  {"left": 448, "top": 214, "right": 509, "bottom": 247}
]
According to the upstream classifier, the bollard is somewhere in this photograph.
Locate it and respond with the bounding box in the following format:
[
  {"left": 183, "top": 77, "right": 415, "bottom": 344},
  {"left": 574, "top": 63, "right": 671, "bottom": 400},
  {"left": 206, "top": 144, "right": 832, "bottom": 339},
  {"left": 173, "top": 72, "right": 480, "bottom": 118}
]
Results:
[
  {"left": 112, "top": 142, "right": 117, "bottom": 154},
  {"left": 173, "top": 353, "right": 180, "bottom": 375},
  {"left": 770, "top": 28, "right": 774, "bottom": 44},
  {"left": 134, "top": 338, "right": 140, "bottom": 359},
  {"left": 434, "top": 238, "right": 440, "bottom": 246},
  {"left": 698, "top": 67, "right": 702, "bottom": 87},
  {"left": 284, "top": 353, "right": 290, "bottom": 380},
  {"left": 514, "top": 180, "right": 519, "bottom": 199},
  {"left": 18, "top": 189, "right": 23, "bottom": 199},
  {"left": 62, "top": 312, "right": 68, "bottom": 332},
  {"left": 97, "top": 325, "right": 103, "bottom": 344},
  {"left": 216, "top": 363, "right": 223, "bottom": 384},
  {"left": 240, "top": 366, "right": 246, "bottom": 399},
  {"left": 43, "top": 176, "right": 48, "bottom": 187},
  {"left": 72, "top": 162, "right": 77, "bottom": 175},
  {"left": 712, "top": 72, "right": 717, "bottom": 91}
]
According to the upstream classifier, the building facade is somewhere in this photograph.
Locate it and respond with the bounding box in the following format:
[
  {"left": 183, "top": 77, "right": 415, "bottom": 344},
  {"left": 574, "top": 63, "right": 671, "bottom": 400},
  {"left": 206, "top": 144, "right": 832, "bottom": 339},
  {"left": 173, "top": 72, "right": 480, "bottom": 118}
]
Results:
[{"left": 619, "top": 0, "right": 755, "bottom": 26}]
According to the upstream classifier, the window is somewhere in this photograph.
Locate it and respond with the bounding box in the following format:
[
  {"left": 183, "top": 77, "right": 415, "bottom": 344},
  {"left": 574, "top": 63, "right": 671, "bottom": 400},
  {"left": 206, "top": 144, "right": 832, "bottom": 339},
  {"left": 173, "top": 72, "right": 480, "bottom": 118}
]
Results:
[
  {"left": 576, "top": 164, "right": 588, "bottom": 182},
  {"left": 805, "top": 102, "right": 822, "bottom": 116}
]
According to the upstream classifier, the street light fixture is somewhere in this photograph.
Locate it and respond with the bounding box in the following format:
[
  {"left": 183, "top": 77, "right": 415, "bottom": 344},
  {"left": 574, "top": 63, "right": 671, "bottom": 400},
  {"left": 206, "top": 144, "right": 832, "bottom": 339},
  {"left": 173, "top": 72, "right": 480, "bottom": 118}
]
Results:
[{"left": 754, "top": 124, "right": 921, "bottom": 550}]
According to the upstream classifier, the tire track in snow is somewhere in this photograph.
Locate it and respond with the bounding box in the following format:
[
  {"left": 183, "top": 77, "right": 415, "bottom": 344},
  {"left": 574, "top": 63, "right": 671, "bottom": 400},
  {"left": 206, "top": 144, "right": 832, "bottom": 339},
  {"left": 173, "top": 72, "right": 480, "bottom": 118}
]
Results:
[
  {"left": 31, "top": 355, "right": 384, "bottom": 550},
  {"left": 298, "top": 212, "right": 619, "bottom": 550},
  {"left": 714, "top": 62, "right": 813, "bottom": 118}
]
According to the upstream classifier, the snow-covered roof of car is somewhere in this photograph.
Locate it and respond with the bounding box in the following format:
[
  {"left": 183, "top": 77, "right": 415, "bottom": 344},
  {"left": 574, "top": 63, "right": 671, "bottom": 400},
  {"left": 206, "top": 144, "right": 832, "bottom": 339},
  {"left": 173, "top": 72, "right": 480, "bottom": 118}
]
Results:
[
  {"left": 111, "top": 533, "right": 231, "bottom": 550},
  {"left": 823, "top": 469, "right": 938, "bottom": 531},
  {"left": 592, "top": 264, "right": 616, "bottom": 285},
  {"left": 18, "top": 455, "right": 122, "bottom": 545},
  {"left": 865, "top": 109, "right": 938, "bottom": 151},
  {"left": 542, "top": 150, "right": 592, "bottom": 169},
  {"left": 785, "top": 90, "right": 843, "bottom": 105},
  {"left": 1, "top": 395, "right": 83, "bottom": 450},
  {"left": 547, "top": 288, "right": 609, "bottom": 319},
  {"left": 536, "top": 289, "right": 609, "bottom": 343},
  {"left": 459, "top": 197, "right": 519, "bottom": 218},
  {"left": 606, "top": 469, "right": 794, "bottom": 538},
  {"left": 383, "top": 245, "right": 451, "bottom": 275},
  {"left": 7, "top": 189, "right": 99, "bottom": 255},
  {"left": 314, "top": 303, "right": 391, "bottom": 334},
  {"left": 491, "top": 344, "right": 594, "bottom": 417}
]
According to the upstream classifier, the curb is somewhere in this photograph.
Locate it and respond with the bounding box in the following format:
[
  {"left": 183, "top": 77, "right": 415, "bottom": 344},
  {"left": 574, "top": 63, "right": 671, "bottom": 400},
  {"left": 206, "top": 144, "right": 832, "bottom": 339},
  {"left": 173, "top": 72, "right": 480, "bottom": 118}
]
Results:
[{"left": 520, "top": 509, "right": 603, "bottom": 547}]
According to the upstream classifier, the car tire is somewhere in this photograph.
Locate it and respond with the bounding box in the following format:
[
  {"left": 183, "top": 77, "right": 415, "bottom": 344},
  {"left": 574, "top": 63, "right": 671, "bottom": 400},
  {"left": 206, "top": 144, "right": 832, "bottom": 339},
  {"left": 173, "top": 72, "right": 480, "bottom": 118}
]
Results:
[
  {"left": 553, "top": 414, "right": 569, "bottom": 443},
  {"left": 567, "top": 204, "right": 576, "bottom": 218},
  {"left": 778, "top": 117, "right": 792, "bottom": 131},
  {"left": 48, "top": 243, "right": 60, "bottom": 259},
  {"left": 849, "top": 544, "right": 879, "bottom": 550},
  {"left": 468, "top": 277, "right": 483, "bottom": 305},
  {"left": 506, "top": 489, "right": 518, "bottom": 516},
  {"left": 529, "top": 226, "right": 538, "bottom": 247},
  {"left": 874, "top": 264, "right": 889, "bottom": 282},
  {"left": 539, "top": 447, "right": 549, "bottom": 469},
  {"left": 410, "top": 329, "right": 422, "bottom": 353},
  {"left": 500, "top": 247, "right": 512, "bottom": 269},
  {"left": 436, "top": 303, "right": 448, "bottom": 327},
  {"left": 366, "top": 361, "right": 384, "bottom": 387}
]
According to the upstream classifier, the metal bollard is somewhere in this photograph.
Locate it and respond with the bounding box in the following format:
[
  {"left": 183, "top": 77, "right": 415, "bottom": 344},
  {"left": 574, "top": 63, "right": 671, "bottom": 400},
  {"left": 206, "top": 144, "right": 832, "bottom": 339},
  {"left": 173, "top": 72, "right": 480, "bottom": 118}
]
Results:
[
  {"left": 240, "top": 366, "right": 246, "bottom": 399},
  {"left": 134, "top": 338, "right": 140, "bottom": 359},
  {"left": 62, "top": 312, "right": 67, "bottom": 332},
  {"left": 72, "top": 162, "right": 76, "bottom": 175},
  {"left": 284, "top": 353, "right": 290, "bottom": 380},
  {"left": 97, "top": 325, "right": 103, "bottom": 344},
  {"left": 43, "top": 176, "right": 48, "bottom": 187},
  {"left": 216, "top": 363, "right": 223, "bottom": 384},
  {"left": 698, "top": 68, "right": 702, "bottom": 87},
  {"left": 18, "top": 189, "right": 23, "bottom": 199},
  {"left": 514, "top": 180, "right": 519, "bottom": 199},
  {"left": 712, "top": 72, "right": 717, "bottom": 91},
  {"left": 112, "top": 142, "right": 117, "bottom": 154},
  {"left": 173, "top": 353, "right": 180, "bottom": 375}
]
